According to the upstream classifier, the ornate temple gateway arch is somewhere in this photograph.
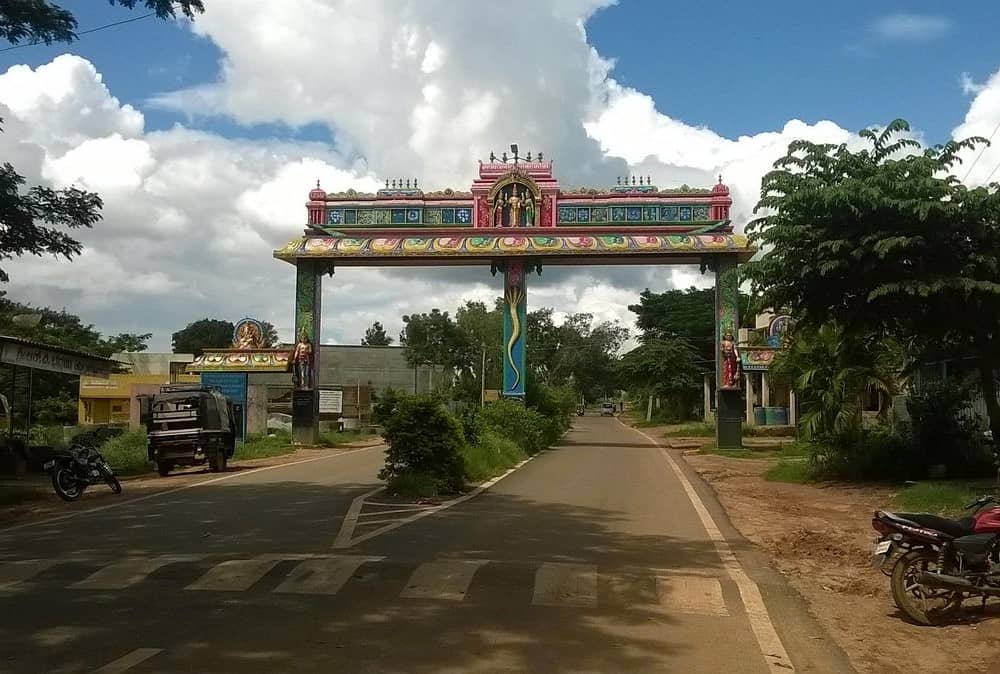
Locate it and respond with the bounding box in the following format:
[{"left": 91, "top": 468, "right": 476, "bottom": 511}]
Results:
[{"left": 274, "top": 153, "right": 755, "bottom": 449}]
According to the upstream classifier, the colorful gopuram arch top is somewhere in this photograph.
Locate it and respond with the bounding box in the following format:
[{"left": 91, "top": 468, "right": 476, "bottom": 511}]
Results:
[{"left": 274, "top": 154, "right": 754, "bottom": 449}]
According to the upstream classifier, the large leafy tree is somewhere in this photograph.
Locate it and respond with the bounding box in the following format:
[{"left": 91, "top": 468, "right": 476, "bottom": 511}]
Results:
[
  {"left": 172, "top": 318, "right": 231, "bottom": 356},
  {"left": 746, "top": 119, "right": 1000, "bottom": 440},
  {"left": 361, "top": 321, "right": 393, "bottom": 346},
  {"left": 399, "top": 309, "right": 471, "bottom": 374},
  {"left": 0, "top": 1, "right": 204, "bottom": 282},
  {"left": 618, "top": 337, "right": 703, "bottom": 420}
]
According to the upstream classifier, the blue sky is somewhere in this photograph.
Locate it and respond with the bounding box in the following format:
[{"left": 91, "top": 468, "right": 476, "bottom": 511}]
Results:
[{"left": 3, "top": 1, "right": 996, "bottom": 145}]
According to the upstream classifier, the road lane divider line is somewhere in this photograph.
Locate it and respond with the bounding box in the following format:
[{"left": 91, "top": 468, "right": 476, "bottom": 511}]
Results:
[
  {"left": 400, "top": 559, "right": 487, "bottom": 601},
  {"left": 624, "top": 421, "right": 795, "bottom": 673},
  {"left": 94, "top": 647, "right": 163, "bottom": 673},
  {"left": 334, "top": 453, "right": 539, "bottom": 549},
  {"left": 0, "top": 445, "right": 385, "bottom": 536}
]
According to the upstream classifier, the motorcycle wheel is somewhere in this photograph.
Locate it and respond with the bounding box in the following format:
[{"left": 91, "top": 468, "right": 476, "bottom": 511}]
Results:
[
  {"left": 98, "top": 463, "right": 122, "bottom": 494},
  {"left": 890, "top": 549, "right": 964, "bottom": 625},
  {"left": 51, "top": 466, "right": 84, "bottom": 502}
]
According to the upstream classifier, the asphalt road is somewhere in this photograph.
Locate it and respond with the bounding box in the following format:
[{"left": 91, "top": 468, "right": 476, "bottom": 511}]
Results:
[{"left": 0, "top": 417, "right": 852, "bottom": 673}]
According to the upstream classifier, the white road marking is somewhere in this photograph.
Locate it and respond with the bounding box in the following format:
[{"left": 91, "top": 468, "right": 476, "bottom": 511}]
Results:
[
  {"left": 400, "top": 559, "right": 486, "bottom": 601},
  {"left": 334, "top": 454, "right": 538, "bottom": 549},
  {"left": 185, "top": 557, "right": 282, "bottom": 592},
  {"left": 274, "top": 556, "right": 378, "bottom": 595},
  {"left": 624, "top": 421, "right": 795, "bottom": 673},
  {"left": 0, "top": 445, "right": 385, "bottom": 536},
  {"left": 0, "top": 559, "right": 58, "bottom": 588},
  {"left": 94, "top": 647, "right": 163, "bottom": 673},
  {"left": 656, "top": 575, "right": 729, "bottom": 616},
  {"left": 532, "top": 562, "right": 598, "bottom": 608},
  {"left": 72, "top": 556, "right": 199, "bottom": 590},
  {"left": 332, "top": 487, "right": 382, "bottom": 548}
]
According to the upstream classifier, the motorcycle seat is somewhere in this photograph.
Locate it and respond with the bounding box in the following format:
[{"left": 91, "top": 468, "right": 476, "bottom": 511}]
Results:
[{"left": 896, "top": 513, "right": 977, "bottom": 539}]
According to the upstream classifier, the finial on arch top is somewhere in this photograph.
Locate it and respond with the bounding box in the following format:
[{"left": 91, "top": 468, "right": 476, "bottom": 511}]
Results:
[{"left": 308, "top": 179, "right": 326, "bottom": 201}]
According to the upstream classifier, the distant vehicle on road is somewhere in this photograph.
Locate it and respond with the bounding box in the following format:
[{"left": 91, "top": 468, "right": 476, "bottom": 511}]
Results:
[
  {"left": 146, "top": 385, "right": 236, "bottom": 476},
  {"left": 600, "top": 402, "right": 615, "bottom": 416}
]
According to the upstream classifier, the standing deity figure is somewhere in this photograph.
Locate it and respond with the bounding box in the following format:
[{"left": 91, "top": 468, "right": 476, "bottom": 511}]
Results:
[
  {"left": 524, "top": 193, "right": 535, "bottom": 226},
  {"left": 291, "top": 332, "right": 313, "bottom": 390},
  {"left": 720, "top": 327, "right": 740, "bottom": 389},
  {"left": 493, "top": 193, "right": 506, "bottom": 227},
  {"left": 507, "top": 186, "right": 523, "bottom": 227}
]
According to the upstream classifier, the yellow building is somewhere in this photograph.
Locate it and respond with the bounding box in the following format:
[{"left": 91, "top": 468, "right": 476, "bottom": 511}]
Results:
[{"left": 78, "top": 353, "right": 197, "bottom": 427}]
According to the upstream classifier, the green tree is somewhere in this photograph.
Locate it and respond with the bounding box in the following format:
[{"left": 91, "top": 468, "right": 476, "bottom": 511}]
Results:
[
  {"left": 0, "top": 1, "right": 204, "bottom": 283},
  {"left": 171, "top": 318, "right": 234, "bottom": 356},
  {"left": 399, "top": 309, "right": 471, "bottom": 373},
  {"left": 769, "top": 324, "right": 896, "bottom": 439},
  {"left": 746, "top": 118, "right": 1000, "bottom": 442},
  {"left": 618, "top": 337, "right": 703, "bottom": 421},
  {"left": 361, "top": 321, "right": 393, "bottom": 346},
  {"left": 628, "top": 287, "right": 752, "bottom": 367}
]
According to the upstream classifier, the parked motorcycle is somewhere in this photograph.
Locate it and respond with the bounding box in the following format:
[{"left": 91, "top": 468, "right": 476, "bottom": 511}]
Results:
[
  {"left": 43, "top": 443, "right": 122, "bottom": 502},
  {"left": 872, "top": 493, "right": 1000, "bottom": 625}
]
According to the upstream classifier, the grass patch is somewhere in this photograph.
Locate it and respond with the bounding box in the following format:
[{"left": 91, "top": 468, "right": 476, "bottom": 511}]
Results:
[
  {"left": 893, "top": 482, "right": 992, "bottom": 516},
  {"left": 316, "top": 429, "right": 375, "bottom": 448},
  {"left": 385, "top": 471, "right": 441, "bottom": 499},
  {"left": 235, "top": 431, "right": 295, "bottom": 461},
  {"left": 460, "top": 431, "right": 527, "bottom": 482},
  {"left": 700, "top": 447, "right": 757, "bottom": 459},
  {"left": 664, "top": 422, "right": 716, "bottom": 437},
  {"left": 764, "top": 459, "right": 815, "bottom": 483},
  {"left": 99, "top": 429, "right": 151, "bottom": 476}
]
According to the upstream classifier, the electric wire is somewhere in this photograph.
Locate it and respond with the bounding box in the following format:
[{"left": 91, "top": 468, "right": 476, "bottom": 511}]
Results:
[{"left": 1, "top": 8, "right": 166, "bottom": 53}]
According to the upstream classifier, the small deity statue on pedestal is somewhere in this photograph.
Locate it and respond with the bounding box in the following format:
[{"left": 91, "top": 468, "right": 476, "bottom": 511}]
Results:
[
  {"left": 524, "top": 193, "right": 535, "bottom": 226},
  {"left": 507, "top": 186, "right": 523, "bottom": 227},
  {"left": 720, "top": 327, "right": 741, "bottom": 390},
  {"left": 493, "top": 194, "right": 506, "bottom": 227},
  {"left": 291, "top": 332, "right": 313, "bottom": 390}
]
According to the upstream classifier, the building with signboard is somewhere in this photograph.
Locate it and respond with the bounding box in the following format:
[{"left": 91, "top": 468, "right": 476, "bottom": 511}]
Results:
[{"left": 78, "top": 352, "right": 197, "bottom": 427}]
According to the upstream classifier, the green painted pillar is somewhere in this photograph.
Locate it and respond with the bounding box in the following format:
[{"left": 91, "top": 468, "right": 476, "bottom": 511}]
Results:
[
  {"left": 292, "top": 261, "right": 322, "bottom": 445},
  {"left": 715, "top": 254, "right": 743, "bottom": 449},
  {"left": 502, "top": 260, "right": 527, "bottom": 399}
]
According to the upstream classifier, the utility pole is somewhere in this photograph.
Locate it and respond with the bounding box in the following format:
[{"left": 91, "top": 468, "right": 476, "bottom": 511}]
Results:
[{"left": 480, "top": 348, "right": 487, "bottom": 407}]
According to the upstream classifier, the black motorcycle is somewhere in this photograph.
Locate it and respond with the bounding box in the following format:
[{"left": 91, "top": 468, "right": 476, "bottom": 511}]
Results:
[{"left": 43, "top": 443, "right": 122, "bottom": 502}]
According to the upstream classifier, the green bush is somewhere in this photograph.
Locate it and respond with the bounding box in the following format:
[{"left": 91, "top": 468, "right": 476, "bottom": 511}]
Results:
[
  {"left": 476, "top": 399, "right": 546, "bottom": 455},
  {"left": 99, "top": 429, "right": 150, "bottom": 475},
  {"left": 809, "top": 429, "right": 908, "bottom": 481},
  {"left": 237, "top": 430, "right": 294, "bottom": 460},
  {"left": 461, "top": 430, "right": 527, "bottom": 482},
  {"left": 905, "top": 381, "right": 993, "bottom": 479},
  {"left": 379, "top": 395, "right": 465, "bottom": 495},
  {"left": 371, "top": 387, "right": 404, "bottom": 426}
]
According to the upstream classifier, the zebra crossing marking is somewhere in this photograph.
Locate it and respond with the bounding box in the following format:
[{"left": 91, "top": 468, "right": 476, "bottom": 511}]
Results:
[
  {"left": 531, "top": 562, "right": 598, "bottom": 608},
  {"left": 400, "top": 559, "right": 487, "bottom": 601},
  {"left": 274, "top": 556, "right": 378, "bottom": 595},
  {"left": 656, "top": 575, "right": 729, "bottom": 616},
  {"left": 72, "top": 556, "right": 200, "bottom": 590},
  {"left": 185, "top": 557, "right": 283, "bottom": 592},
  {"left": 0, "top": 559, "right": 58, "bottom": 588}
]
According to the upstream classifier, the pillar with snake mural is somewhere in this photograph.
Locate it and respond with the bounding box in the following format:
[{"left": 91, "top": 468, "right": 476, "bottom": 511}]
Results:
[{"left": 502, "top": 260, "right": 527, "bottom": 399}]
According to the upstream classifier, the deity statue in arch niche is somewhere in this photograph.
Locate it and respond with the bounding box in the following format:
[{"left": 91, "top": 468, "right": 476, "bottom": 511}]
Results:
[
  {"left": 720, "top": 325, "right": 741, "bottom": 390},
  {"left": 233, "top": 319, "right": 264, "bottom": 350},
  {"left": 492, "top": 182, "right": 538, "bottom": 227}
]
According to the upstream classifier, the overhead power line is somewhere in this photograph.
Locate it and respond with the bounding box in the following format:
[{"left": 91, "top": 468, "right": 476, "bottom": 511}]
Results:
[
  {"left": 0, "top": 9, "right": 162, "bottom": 53},
  {"left": 962, "top": 116, "right": 1000, "bottom": 182}
]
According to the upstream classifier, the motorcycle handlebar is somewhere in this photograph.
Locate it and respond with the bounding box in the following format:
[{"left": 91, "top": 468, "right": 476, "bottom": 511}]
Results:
[{"left": 965, "top": 495, "right": 997, "bottom": 510}]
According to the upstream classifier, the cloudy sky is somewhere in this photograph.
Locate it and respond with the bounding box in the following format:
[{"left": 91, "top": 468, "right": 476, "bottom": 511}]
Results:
[{"left": 2, "top": 1, "right": 1000, "bottom": 350}]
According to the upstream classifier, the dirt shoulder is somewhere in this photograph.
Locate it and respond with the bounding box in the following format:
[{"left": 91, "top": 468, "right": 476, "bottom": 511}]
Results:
[
  {"left": 677, "top": 443, "right": 1000, "bottom": 674},
  {"left": 0, "top": 438, "right": 385, "bottom": 529}
]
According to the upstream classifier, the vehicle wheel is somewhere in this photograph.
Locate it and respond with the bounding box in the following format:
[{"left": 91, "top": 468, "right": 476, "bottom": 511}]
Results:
[
  {"left": 209, "top": 450, "right": 226, "bottom": 473},
  {"left": 157, "top": 461, "right": 173, "bottom": 477},
  {"left": 51, "top": 466, "right": 83, "bottom": 502},
  {"left": 890, "top": 549, "right": 964, "bottom": 625},
  {"left": 98, "top": 464, "right": 122, "bottom": 494}
]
